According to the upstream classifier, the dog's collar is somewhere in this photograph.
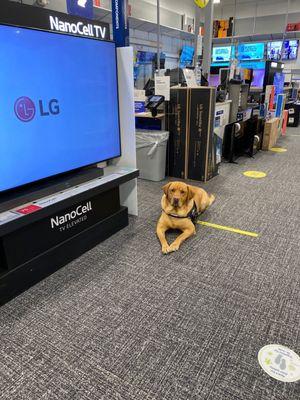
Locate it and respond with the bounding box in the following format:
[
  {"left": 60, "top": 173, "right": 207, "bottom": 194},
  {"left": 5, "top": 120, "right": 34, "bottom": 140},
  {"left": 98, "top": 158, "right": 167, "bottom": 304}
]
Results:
[{"left": 163, "top": 201, "right": 199, "bottom": 223}]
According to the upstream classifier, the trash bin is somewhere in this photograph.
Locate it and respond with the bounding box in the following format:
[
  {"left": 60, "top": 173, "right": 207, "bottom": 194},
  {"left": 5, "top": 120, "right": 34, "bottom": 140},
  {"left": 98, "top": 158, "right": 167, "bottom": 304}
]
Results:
[{"left": 136, "top": 130, "right": 169, "bottom": 181}]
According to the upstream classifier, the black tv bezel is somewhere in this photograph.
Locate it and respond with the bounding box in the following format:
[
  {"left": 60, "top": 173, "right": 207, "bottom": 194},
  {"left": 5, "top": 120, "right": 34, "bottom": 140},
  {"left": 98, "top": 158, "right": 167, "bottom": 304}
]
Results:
[{"left": 0, "top": 22, "right": 122, "bottom": 196}]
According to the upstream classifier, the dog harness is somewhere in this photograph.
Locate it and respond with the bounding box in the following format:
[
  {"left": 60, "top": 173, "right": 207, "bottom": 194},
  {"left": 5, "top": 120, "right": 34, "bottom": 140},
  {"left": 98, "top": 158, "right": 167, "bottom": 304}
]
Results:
[{"left": 164, "top": 201, "right": 199, "bottom": 224}]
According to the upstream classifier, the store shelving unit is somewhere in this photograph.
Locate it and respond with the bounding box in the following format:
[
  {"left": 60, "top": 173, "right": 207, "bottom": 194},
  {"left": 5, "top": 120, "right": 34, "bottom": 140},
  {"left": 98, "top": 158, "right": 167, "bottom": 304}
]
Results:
[
  {"left": 212, "top": 31, "right": 300, "bottom": 44},
  {"left": 93, "top": 5, "right": 195, "bottom": 41}
]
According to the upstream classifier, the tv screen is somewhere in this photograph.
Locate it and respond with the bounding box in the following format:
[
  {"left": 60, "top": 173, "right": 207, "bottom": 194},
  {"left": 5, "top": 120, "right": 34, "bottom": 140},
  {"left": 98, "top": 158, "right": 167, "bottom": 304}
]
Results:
[
  {"left": 0, "top": 24, "right": 121, "bottom": 193},
  {"left": 238, "top": 43, "right": 265, "bottom": 61},
  {"left": 180, "top": 46, "right": 194, "bottom": 68},
  {"left": 267, "top": 40, "right": 299, "bottom": 61},
  {"left": 282, "top": 40, "right": 299, "bottom": 60},
  {"left": 212, "top": 46, "right": 234, "bottom": 62},
  {"left": 267, "top": 41, "right": 283, "bottom": 60},
  {"left": 238, "top": 61, "right": 266, "bottom": 87}
]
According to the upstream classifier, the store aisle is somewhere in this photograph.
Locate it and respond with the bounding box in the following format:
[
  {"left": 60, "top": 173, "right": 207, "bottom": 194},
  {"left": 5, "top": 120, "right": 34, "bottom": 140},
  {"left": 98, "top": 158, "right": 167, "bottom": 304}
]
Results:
[{"left": 0, "top": 129, "right": 299, "bottom": 400}]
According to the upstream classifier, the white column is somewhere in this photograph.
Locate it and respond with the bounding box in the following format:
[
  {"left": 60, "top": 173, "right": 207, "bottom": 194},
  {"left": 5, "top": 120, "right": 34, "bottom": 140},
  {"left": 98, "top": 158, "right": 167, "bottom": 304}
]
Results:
[
  {"left": 113, "top": 47, "right": 138, "bottom": 216},
  {"left": 202, "top": 1, "right": 214, "bottom": 78}
]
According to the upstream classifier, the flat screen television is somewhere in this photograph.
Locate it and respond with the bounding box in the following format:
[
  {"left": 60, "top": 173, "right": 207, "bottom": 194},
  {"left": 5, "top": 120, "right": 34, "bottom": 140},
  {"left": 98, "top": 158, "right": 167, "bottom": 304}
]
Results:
[
  {"left": 238, "top": 43, "right": 265, "bottom": 61},
  {"left": 212, "top": 46, "right": 234, "bottom": 62},
  {"left": 0, "top": 24, "right": 121, "bottom": 193},
  {"left": 267, "top": 41, "right": 283, "bottom": 60},
  {"left": 282, "top": 40, "right": 299, "bottom": 60},
  {"left": 238, "top": 61, "right": 266, "bottom": 88},
  {"left": 267, "top": 40, "right": 299, "bottom": 60}
]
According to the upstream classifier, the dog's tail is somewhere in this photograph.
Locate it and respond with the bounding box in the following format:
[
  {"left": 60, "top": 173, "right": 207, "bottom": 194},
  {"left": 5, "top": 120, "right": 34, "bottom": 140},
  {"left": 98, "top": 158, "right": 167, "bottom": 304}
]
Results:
[{"left": 209, "top": 194, "right": 215, "bottom": 206}]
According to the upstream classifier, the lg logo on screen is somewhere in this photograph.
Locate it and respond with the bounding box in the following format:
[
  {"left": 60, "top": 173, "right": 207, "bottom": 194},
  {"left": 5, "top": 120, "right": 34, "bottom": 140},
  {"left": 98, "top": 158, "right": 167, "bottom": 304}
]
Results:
[{"left": 14, "top": 97, "right": 60, "bottom": 122}]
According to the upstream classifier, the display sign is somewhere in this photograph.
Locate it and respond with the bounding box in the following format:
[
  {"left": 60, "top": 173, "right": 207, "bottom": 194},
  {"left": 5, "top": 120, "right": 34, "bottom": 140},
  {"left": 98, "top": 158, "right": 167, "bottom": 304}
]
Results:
[
  {"left": 67, "top": 0, "right": 94, "bottom": 19},
  {"left": 238, "top": 43, "right": 265, "bottom": 61},
  {"left": 183, "top": 69, "right": 198, "bottom": 87},
  {"left": 0, "top": 24, "right": 121, "bottom": 193},
  {"left": 275, "top": 93, "right": 285, "bottom": 118},
  {"left": 112, "top": 0, "right": 130, "bottom": 47},
  {"left": 0, "top": 1, "right": 109, "bottom": 40},
  {"left": 155, "top": 76, "right": 170, "bottom": 101}
]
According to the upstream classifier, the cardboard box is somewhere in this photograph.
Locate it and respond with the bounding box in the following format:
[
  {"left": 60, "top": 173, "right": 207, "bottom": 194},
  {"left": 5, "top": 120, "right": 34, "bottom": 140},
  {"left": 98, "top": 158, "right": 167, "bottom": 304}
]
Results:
[
  {"left": 262, "top": 118, "right": 280, "bottom": 150},
  {"left": 166, "top": 89, "right": 188, "bottom": 179},
  {"left": 166, "top": 87, "right": 217, "bottom": 182}
]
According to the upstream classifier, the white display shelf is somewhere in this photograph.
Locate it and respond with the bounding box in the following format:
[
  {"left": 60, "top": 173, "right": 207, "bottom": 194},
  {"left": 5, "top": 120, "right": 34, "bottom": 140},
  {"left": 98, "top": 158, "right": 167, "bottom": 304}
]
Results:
[
  {"left": 212, "top": 31, "right": 300, "bottom": 44},
  {"left": 93, "top": 6, "right": 195, "bottom": 41}
]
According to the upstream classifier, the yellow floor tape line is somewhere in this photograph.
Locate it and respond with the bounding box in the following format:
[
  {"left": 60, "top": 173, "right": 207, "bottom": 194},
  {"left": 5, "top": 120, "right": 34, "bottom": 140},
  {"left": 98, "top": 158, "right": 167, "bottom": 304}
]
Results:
[
  {"left": 270, "top": 147, "right": 287, "bottom": 153},
  {"left": 197, "top": 221, "right": 259, "bottom": 238}
]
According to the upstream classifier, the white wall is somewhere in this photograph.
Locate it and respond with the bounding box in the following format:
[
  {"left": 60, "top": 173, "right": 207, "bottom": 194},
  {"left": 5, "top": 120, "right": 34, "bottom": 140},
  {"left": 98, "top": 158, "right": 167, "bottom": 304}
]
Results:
[{"left": 214, "top": 0, "right": 300, "bottom": 19}]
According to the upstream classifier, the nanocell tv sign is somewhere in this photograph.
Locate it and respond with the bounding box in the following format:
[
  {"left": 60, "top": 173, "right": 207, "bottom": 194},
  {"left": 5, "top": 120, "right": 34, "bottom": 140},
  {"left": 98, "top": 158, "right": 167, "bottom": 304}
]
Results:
[
  {"left": 0, "top": 1, "right": 110, "bottom": 41},
  {"left": 49, "top": 16, "right": 107, "bottom": 39}
]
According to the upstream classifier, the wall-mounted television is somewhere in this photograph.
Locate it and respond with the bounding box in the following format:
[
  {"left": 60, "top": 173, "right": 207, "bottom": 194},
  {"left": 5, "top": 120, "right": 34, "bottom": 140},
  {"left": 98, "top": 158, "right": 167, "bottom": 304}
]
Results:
[
  {"left": 0, "top": 24, "right": 121, "bottom": 193},
  {"left": 267, "top": 41, "right": 283, "bottom": 60},
  {"left": 267, "top": 40, "right": 299, "bottom": 61},
  {"left": 212, "top": 46, "right": 235, "bottom": 62},
  {"left": 282, "top": 40, "right": 299, "bottom": 60},
  {"left": 238, "top": 43, "right": 265, "bottom": 61}
]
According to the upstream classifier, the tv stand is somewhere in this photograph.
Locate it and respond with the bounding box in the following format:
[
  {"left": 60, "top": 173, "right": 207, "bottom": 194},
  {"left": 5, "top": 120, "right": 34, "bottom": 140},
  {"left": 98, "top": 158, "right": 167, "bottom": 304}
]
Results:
[
  {"left": 0, "top": 166, "right": 104, "bottom": 213},
  {"left": 0, "top": 167, "right": 138, "bottom": 305}
]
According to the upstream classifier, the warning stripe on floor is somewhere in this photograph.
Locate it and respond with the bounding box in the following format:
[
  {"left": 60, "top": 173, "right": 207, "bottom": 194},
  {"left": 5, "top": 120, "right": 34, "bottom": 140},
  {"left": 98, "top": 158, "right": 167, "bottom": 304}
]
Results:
[{"left": 197, "top": 221, "right": 259, "bottom": 238}]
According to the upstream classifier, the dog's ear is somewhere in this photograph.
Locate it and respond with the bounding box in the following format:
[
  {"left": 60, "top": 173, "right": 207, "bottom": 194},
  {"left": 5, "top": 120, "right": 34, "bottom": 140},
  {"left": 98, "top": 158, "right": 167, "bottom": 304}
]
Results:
[
  {"left": 162, "top": 183, "right": 171, "bottom": 197},
  {"left": 187, "top": 185, "right": 195, "bottom": 201}
]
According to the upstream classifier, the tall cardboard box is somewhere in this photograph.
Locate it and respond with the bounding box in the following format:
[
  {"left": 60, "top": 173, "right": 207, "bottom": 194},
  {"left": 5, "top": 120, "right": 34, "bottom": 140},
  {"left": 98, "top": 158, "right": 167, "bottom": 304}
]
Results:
[
  {"left": 166, "top": 87, "right": 217, "bottom": 182},
  {"left": 166, "top": 89, "right": 188, "bottom": 179},
  {"left": 262, "top": 118, "right": 280, "bottom": 150}
]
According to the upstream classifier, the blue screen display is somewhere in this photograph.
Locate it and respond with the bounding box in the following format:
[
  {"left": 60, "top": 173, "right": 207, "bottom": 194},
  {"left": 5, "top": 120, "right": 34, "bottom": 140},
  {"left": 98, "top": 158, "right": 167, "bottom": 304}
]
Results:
[
  {"left": 273, "top": 72, "right": 285, "bottom": 103},
  {"left": 238, "top": 43, "right": 265, "bottom": 61},
  {"left": 0, "top": 25, "right": 121, "bottom": 193},
  {"left": 180, "top": 46, "right": 194, "bottom": 68},
  {"left": 212, "top": 46, "right": 235, "bottom": 62}
]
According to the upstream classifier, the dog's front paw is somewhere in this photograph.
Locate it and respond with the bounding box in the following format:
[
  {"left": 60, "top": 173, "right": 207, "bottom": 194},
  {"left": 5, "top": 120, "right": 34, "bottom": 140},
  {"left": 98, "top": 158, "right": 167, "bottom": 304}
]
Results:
[
  {"left": 168, "top": 242, "right": 180, "bottom": 253},
  {"left": 162, "top": 244, "right": 170, "bottom": 254}
]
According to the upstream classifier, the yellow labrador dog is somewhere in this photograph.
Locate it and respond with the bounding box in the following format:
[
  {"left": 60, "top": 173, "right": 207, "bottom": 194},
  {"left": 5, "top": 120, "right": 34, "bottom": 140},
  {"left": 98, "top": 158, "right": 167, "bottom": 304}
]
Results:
[{"left": 157, "top": 181, "right": 215, "bottom": 254}]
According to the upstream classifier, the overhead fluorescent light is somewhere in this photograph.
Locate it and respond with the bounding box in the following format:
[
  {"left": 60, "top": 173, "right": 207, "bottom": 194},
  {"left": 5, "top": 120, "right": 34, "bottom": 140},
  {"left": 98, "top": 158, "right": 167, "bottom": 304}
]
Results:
[{"left": 213, "top": 0, "right": 221, "bottom": 3}]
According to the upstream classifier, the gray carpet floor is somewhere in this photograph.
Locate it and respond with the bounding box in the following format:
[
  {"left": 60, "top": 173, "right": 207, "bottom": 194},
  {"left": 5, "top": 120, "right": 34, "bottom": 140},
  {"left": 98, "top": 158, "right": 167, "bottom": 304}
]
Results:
[{"left": 0, "top": 128, "right": 299, "bottom": 399}]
